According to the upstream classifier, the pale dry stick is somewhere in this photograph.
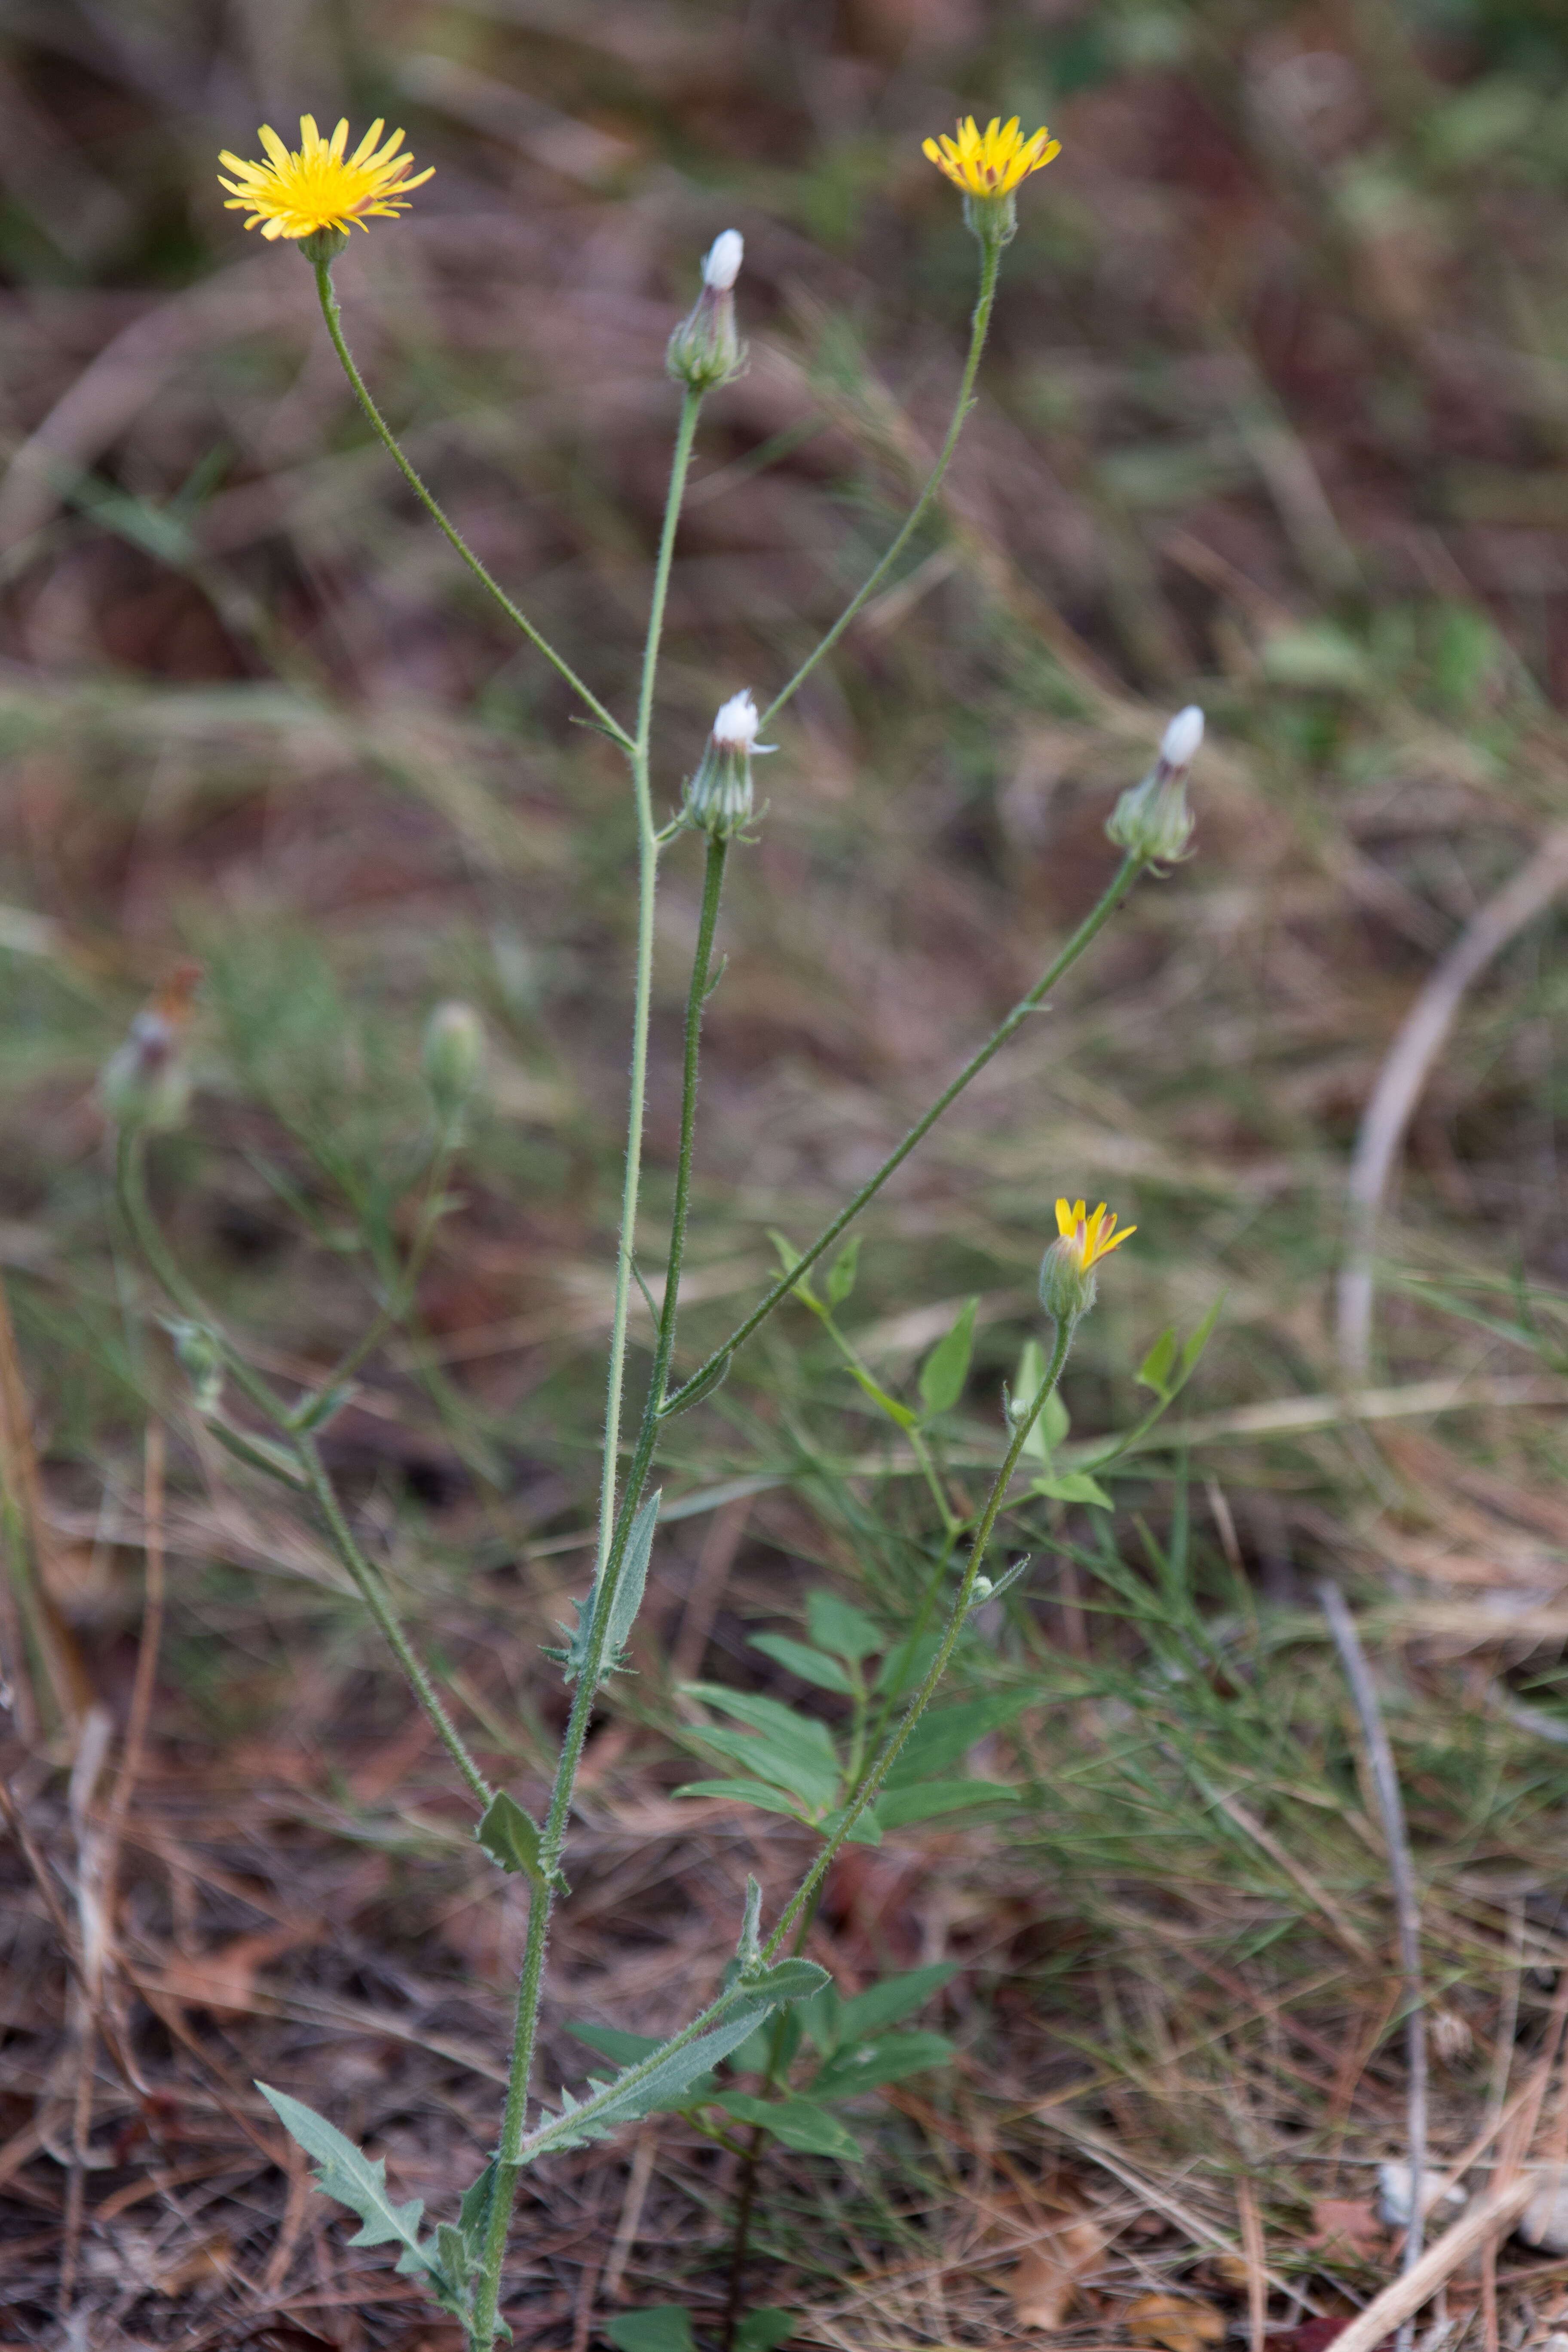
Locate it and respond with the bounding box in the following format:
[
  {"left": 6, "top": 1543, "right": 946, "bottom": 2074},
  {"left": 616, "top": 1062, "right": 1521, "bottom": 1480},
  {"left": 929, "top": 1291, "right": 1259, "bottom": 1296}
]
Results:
[
  {"left": 1318, "top": 1581, "right": 1427, "bottom": 2352},
  {"left": 1324, "top": 2174, "right": 1535, "bottom": 2352},
  {"left": 1236, "top": 2178, "right": 1268, "bottom": 2352},
  {"left": 59, "top": 1703, "right": 115, "bottom": 2316},
  {"left": 1336, "top": 824, "right": 1568, "bottom": 1384},
  {"left": 1480, "top": 1896, "right": 1525, "bottom": 2352},
  {"left": 101, "top": 1422, "right": 166, "bottom": 1902},
  {"left": 602, "top": 2125, "right": 657, "bottom": 2303}
]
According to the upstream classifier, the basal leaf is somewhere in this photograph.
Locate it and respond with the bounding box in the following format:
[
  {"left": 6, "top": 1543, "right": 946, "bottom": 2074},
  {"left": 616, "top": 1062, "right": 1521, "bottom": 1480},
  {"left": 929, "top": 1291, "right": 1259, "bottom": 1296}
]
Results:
[
  {"left": 833, "top": 1963, "right": 958, "bottom": 2047},
  {"left": 674, "top": 1777, "right": 812, "bottom": 1821},
  {"left": 882, "top": 1692, "right": 1031, "bottom": 1787},
  {"left": 735, "top": 2311, "right": 796, "bottom": 2352},
  {"left": 681, "top": 1728, "right": 840, "bottom": 1812}
]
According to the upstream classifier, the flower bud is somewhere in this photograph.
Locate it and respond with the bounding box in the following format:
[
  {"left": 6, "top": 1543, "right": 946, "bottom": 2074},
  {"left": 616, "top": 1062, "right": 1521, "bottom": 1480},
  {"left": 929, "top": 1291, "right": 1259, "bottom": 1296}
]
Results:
[
  {"left": 1105, "top": 704, "right": 1203, "bottom": 867},
  {"left": 423, "top": 1001, "right": 486, "bottom": 1124},
  {"left": 299, "top": 225, "right": 350, "bottom": 266},
  {"left": 667, "top": 231, "right": 747, "bottom": 392},
  {"left": 168, "top": 1319, "right": 224, "bottom": 1417},
  {"left": 100, "top": 964, "right": 199, "bottom": 1133},
  {"left": 683, "top": 690, "right": 775, "bottom": 840}
]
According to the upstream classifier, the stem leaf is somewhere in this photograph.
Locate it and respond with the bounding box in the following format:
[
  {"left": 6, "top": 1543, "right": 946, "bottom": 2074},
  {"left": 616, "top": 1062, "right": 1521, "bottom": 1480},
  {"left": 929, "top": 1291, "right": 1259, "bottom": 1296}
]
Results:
[
  {"left": 476, "top": 1791, "right": 549, "bottom": 1884},
  {"left": 919, "top": 1296, "right": 977, "bottom": 1419}
]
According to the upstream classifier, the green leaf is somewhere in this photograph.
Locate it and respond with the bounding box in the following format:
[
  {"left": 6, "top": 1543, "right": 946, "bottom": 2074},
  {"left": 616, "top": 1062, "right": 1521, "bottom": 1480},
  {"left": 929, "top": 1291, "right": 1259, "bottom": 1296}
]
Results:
[
  {"left": 826, "top": 1235, "right": 860, "bottom": 1308},
  {"left": 685, "top": 1684, "right": 839, "bottom": 1763},
  {"left": 1136, "top": 1325, "right": 1178, "bottom": 1396},
  {"left": 748, "top": 1633, "right": 856, "bottom": 1694},
  {"left": 842, "top": 1356, "right": 918, "bottom": 1431},
  {"left": 606, "top": 2310, "right": 696, "bottom": 2352},
  {"left": 919, "top": 1296, "right": 977, "bottom": 1419},
  {"left": 748, "top": 1958, "right": 832, "bottom": 2005},
  {"left": 871, "top": 1629, "right": 941, "bottom": 1698},
  {"left": 833, "top": 1962, "right": 959, "bottom": 2047},
  {"left": 1039, "top": 1387, "right": 1071, "bottom": 1451},
  {"left": 548, "top": 1491, "right": 662, "bottom": 1686},
  {"left": 475, "top": 1791, "right": 547, "bottom": 1883},
  {"left": 767, "top": 1228, "right": 820, "bottom": 1311},
  {"left": 817, "top": 1800, "right": 882, "bottom": 1846},
  {"left": 1031, "top": 1470, "right": 1113, "bottom": 1509},
  {"left": 658, "top": 1349, "right": 731, "bottom": 1417},
  {"left": 566, "top": 2024, "right": 662, "bottom": 2068},
  {"left": 1014, "top": 1340, "right": 1050, "bottom": 1460},
  {"left": 567, "top": 2024, "right": 715, "bottom": 2110},
  {"left": 674, "top": 1778, "right": 812, "bottom": 1821},
  {"left": 257, "top": 2084, "right": 433, "bottom": 2277},
  {"left": 714, "top": 2091, "right": 861, "bottom": 2160},
  {"left": 810, "top": 2030, "right": 956, "bottom": 2100},
  {"left": 735, "top": 2311, "right": 796, "bottom": 2352},
  {"left": 682, "top": 1727, "right": 841, "bottom": 1813},
  {"left": 874, "top": 1779, "right": 1015, "bottom": 1828},
  {"left": 882, "top": 1693, "right": 1031, "bottom": 1787},
  {"left": 806, "top": 1591, "right": 883, "bottom": 1663}
]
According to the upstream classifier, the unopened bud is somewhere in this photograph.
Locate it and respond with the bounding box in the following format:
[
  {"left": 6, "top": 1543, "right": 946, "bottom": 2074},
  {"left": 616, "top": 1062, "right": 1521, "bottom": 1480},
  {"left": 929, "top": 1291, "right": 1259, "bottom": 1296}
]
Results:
[
  {"left": 1106, "top": 704, "right": 1203, "bottom": 868},
  {"left": 100, "top": 964, "right": 199, "bottom": 1133},
  {"left": 299, "top": 225, "right": 350, "bottom": 266},
  {"left": 668, "top": 234, "right": 747, "bottom": 392},
  {"left": 168, "top": 1320, "right": 224, "bottom": 1417},
  {"left": 683, "top": 689, "right": 775, "bottom": 839},
  {"left": 423, "top": 1001, "right": 486, "bottom": 1124},
  {"left": 703, "top": 230, "right": 744, "bottom": 290},
  {"left": 1039, "top": 1236, "right": 1098, "bottom": 1324}
]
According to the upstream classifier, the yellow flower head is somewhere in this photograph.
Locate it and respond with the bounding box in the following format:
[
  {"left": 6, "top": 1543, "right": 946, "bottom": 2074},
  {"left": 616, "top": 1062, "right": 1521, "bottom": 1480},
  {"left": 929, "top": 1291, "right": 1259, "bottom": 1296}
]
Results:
[
  {"left": 218, "top": 116, "right": 433, "bottom": 243},
  {"left": 1054, "top": 1197, "right": 1136, "bottom": 1271},
  {"left": 922, "top": 114, "right": 1060, "bottom": 199}
]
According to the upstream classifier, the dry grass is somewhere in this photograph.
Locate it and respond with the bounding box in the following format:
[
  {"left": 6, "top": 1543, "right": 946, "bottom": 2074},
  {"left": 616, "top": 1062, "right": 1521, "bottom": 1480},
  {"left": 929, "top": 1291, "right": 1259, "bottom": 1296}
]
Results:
[{"left": 4, "top": 0, "right": 1568, "bottom": 2344}]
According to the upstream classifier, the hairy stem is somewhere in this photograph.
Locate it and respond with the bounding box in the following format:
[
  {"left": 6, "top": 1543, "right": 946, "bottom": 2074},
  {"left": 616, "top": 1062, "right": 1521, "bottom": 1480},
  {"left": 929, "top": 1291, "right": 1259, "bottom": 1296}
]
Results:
[
  {"left": 468, "top": 387, "right": 706, "bottom": 2351},
  {"left": 313, "top": 262, "right": 631, "bottom": 749},
  {"left": 662, "top": 854, "right": 1141, "bottom": 1416},
  {"left": 758, "top": 231, "right": 1003, "bottom": 732}
]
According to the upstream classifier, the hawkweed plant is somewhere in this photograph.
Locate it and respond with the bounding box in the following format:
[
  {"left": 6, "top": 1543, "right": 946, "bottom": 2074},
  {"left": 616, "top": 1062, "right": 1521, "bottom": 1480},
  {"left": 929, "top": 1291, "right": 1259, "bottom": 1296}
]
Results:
[{"left": 99, "top": 112, "right": 1218, "bottom": 2349}]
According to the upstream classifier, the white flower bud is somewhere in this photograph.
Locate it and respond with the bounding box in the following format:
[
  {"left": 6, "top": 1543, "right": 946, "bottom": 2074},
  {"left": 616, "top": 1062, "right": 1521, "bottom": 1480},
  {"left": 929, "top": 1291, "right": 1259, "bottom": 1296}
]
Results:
[
  {"left": 1159, "top": 704, "right": 1204, "bottom": 774},
  {"left": 100, "top": 965, "right": 199, "bottom": 1134},
  {"left": 423, "top": 1001, "right": 486, "bottom": 1124},
  {"left": 702, "top": 230, "right": 743, "bottom": 291},
  {"left": 684, "top": 690, "right": 775, "bottom": 840}
]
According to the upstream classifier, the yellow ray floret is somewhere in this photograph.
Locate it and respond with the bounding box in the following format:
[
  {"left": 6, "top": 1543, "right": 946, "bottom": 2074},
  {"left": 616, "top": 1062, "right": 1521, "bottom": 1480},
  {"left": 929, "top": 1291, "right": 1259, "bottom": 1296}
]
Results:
[
  {"left": 218, "top": 115, "right": 433, "bottom": 242},
  {"left": 1054, "top": 1197, "right": 1135, "bottom": 1271},
  {"left": 922, "top": 114, "right": 1060, "bottom": 198}
]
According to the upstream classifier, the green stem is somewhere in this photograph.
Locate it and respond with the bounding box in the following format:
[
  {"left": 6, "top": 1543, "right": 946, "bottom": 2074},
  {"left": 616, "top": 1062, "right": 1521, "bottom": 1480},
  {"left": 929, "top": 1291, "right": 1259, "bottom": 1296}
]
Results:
[
  {"left": 468, "top": 387, "right": 706, "bottom": 2352},
  {"left": 294, "top": 1431, "right": 493, "bottom": 1808},
  {"left": 312, "top": 262, "right": 631, "bottom": 751},
  {"left": 762, "top": 1317, "right": 1076, "bottom": 1958},
  {"left": 662, "top": 854, "right": 1142, "bottom": 1417},
  {"left": 291, "top": 1134, "right": 457, "bottom": 1417},
  {"left": 654, "top": 832, "right": 729, "bottom": 1403},
  {"left": 757, "top": 231, "right": 1003, "bottom": 732}
]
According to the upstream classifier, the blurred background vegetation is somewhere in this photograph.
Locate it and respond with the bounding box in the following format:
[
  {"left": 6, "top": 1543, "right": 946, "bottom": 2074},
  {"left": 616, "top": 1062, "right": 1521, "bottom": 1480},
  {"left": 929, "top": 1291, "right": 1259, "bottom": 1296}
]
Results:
[{"left": 6, "top": 0, "right": 1568, "bottom": 2344}]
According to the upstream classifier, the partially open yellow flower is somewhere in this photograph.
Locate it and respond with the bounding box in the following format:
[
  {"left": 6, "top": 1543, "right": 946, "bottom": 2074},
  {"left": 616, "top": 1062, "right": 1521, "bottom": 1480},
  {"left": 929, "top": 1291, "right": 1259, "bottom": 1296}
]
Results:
[
  {"left": 922, "top": 114, "right": 1060, "bottom": 199},
  {"left": 1054, "top": 1197, "right": 1136, "bottom": 1270},
  {"left": 218, "top": 116, "right": 433, "bottom": 243}
]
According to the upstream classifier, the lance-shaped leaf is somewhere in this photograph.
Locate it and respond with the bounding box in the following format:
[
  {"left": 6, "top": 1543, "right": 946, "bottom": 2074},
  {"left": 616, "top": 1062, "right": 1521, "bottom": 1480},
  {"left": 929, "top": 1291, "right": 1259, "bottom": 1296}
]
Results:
[
  {"left": 919, "top": 1296, "right": 977, "bottom": 1420},
  {"left": 547, "top": 1492, "right": 661, "bottom": 1686}
]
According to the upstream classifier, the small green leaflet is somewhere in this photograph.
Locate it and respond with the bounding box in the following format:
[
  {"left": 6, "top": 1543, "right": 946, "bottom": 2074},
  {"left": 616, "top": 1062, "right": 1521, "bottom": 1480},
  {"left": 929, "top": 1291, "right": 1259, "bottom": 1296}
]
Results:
[
  {"left": 882, "top": 1690, "right": 1031, "bottom": 1786},
  {"left": 567, "top": 2022, "right": 716, "bottom": 2107},
  {"left": 475, "top": 1790, "right": 547, "bottom": 1882},
  {"left": 257, "top": 2083, "right": 434, "bottom": 2278},
  {"left": 874, "top": 1779, "right": 1014, "bottom": 1828},
  {"left": 715, "top": 2090, "right": 861, "bottom": 2159},
  {"left": 674, "top": 1777, "right": 814, "bottom": 1822},
  {"left": 606, "top": 2310, "right": 695, "bottom": 2352},
  {"left": 919, "top": 1296, "right": 977, "bottom": 1419},
  {"left": 806, "top": 1589, "right": 883, "bottom": 1663},
  {"left": 826, "top": 1235, "right": 860, "bottom": 1307}
]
